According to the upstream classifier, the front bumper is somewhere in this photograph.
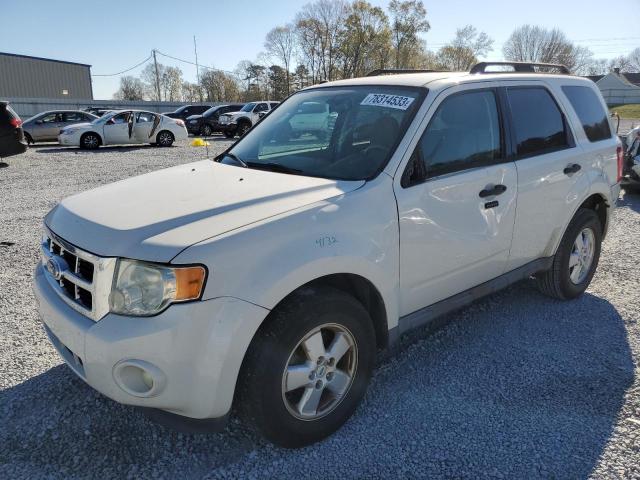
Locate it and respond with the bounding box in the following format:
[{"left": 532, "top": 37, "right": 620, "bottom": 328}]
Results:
[
  {"left": 34, "top": 263, "right": 269, "bottom": 422},
  {"left": 186, "top": 122, "right": 202, "bottom": 134}
]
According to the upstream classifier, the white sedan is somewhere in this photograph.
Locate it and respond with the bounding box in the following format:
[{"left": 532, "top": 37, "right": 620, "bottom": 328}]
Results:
[{"left": 58, "top": 110, "right": 188, "bottom": 149}]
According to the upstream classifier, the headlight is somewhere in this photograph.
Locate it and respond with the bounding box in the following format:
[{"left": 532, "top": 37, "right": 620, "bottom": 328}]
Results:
[
  {"left": 109, "top": 259, "right": 206, "bottom": 316},
  {"left": 62, "top": 128, "right": 78, "bottom": 135}
]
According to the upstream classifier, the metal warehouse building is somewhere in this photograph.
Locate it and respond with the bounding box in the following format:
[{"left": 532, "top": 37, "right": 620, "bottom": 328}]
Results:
[{"left": 0, "top": 52, "right": 92, "bottom": 99}]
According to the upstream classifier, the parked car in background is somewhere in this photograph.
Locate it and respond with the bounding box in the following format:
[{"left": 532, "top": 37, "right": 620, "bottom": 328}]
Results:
[
  {"left": 23, "top": 110, "right": 98, "bottom": 144},
  {"left": 84, "top": 107, "right": 116, "bottom": 117},
  {"left": 163, "top": 105, "right": 212, "bottom": 121},
  {"left": 186, "top": 104, "right": 246, "bottom": 136},
  {"left": 58, "top": 110, "right": 187, "bottom": 149},
  {"left": 0, "top": 101, "right": 27, "bottom": 159},
  {"left": 218, "top": 101, "right": 280, "bottom": 138},
  {"left": 623, "top": 126, "right": 640, "bottom": 188}
]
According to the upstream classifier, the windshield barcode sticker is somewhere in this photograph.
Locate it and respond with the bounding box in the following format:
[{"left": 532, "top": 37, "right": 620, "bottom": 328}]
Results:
[{"left": 360, "top": 93, "right": 415, "bottom": 110}]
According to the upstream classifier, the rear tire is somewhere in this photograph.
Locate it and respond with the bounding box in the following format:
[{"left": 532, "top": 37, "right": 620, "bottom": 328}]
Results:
[
  {"left": 536, "top": 208, "right": 602, "bottom": 300},
  {"left": 156, "top": 130, "right": 174, "bottom": 147},
  {"left": 80, "top": 132, "right": 100, "bottom": 150},
  {"left": 24, "top": 132, "right": 33, "bottom": 145},
  {"left": 238, "top": 287, "right": 376, "bottom": 448}
]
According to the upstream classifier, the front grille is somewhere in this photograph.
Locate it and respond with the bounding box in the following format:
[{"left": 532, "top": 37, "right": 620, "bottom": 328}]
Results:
[{"left": 41, "top": 228, "right": 116, "bottom": 321}]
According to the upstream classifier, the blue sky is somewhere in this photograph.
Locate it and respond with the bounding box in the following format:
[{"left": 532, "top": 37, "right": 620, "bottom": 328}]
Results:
[{"left": 2, "top": 0, "right": 638, "bottom": 99}]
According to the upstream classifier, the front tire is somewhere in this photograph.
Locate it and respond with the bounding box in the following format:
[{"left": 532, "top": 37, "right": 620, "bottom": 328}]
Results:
[
  {"left": 80, "top": 132, "right": 100, "bottom": 150},
  {"left": 536, "top": 208, "right": 602, "bottom": 299},
  {"left": 156, "top": 130, "right": 174, "bottom": 147},
  {"left": 237, "top": 121, "right": 251, "bottom": 137},
  {"left": 200, "top": 124, "right": 213, "bottom": 136},
  {"left": 238, "top": 287, "right": 376, "bottom": 448},
  {"left": 223, "top": 130, "right": 235, "bottom": 139}
]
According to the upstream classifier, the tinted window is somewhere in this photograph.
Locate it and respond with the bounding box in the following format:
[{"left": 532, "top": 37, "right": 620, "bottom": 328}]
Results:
[
  {"left": 561, "top": 86, "right": 611, "bottom": 142},
  {"left": 508, "top": 88, "right": 568, "bottom": 157},
  {"left": 62, "top": 112, "right": 83, "bottom": 122},
  {"left": 110, "top": 113, "right": 130, "bottom": 124},
  {"left": 269, "top": 102, "right": 279, "bottom": 109},
  {"left": 404, "top": 90, "right": 502, "bottom": 185},
  {"left": 40, "top": 113, "right": 60, "bottom": 123},
  {"left": 254, "top": 103, "right": 268, "bottom": 112}
]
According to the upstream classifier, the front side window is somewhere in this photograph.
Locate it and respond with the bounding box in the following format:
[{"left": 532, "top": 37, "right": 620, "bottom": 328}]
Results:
[
  {"left": 561, "top": 85, "right": 611, "bottom": 142},
  {"left": 110, "top": 113, "right": 130, "bottom": 124},
  {"left": 240, "top": 103, "right": 256, "bottom": 112},
  {"left": 222, "top": 86, "right": 424, "bottom": 180},
  {"left": 507, "top": 87, "right": 569, "bottom": 158},
  {"left": 403, "top": 90, "right": 502, "bottom": 186},
  {"left": 254, "top": 103, "right": 269, "bottom": 112}
]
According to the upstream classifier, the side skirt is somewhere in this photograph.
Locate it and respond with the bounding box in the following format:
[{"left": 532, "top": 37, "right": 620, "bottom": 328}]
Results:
[{"left": 388, "top": 257, "right": 553, "bottom": 346}]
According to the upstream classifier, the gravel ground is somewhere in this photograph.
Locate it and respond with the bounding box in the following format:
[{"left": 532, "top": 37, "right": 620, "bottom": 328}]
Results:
[{"left": 1, "top": 140, "right": 639, "bottom": 479}]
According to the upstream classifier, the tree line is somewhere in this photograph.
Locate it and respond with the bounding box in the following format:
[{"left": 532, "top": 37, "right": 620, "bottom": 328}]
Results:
[{"left": 114, "top": 0, "right": 640, "bottom": 102}]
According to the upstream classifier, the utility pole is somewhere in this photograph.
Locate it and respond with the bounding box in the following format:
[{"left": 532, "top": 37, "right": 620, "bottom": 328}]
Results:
[
  {"left": 193, "top": 36, "right": 202, "bottom": 102},
  {"left": 152, "top": 49, "right": 161, "bottom": 101}
]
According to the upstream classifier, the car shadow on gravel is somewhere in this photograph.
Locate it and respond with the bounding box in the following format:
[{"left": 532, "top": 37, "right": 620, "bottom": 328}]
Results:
[
  {"left": 33, "top": 145, "right": 166, "bottom": 154},
  {"left": 0, "top": 284, "right": 634, "bottom": 479}
]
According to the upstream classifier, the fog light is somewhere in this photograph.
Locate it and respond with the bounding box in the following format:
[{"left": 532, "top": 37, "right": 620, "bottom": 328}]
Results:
[{"left": 113, "top": 360, "right": 166, "bottom": 398}]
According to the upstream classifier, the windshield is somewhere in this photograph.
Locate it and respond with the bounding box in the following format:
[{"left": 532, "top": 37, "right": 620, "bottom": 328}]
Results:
[
  {"left": 240, "top": 103, "right": 256, "bottom": 112},
  {"left": 91, "top": 111, "right": 116, "bottom": 124},
  {"left": 222, "top": 86, "right": 424, "bottom": 180}
]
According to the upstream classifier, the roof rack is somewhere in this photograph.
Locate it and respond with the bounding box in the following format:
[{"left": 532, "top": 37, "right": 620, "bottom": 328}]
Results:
[
  {"left": 366, "top": 69, "right": 442, "bottom": 77},
  {"left": 469, "top": 61, "right": 570, "bottom": 75}
]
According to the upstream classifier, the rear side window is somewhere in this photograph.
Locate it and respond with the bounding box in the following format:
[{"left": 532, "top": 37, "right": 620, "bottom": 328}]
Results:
[
  {"left": 561, "top": 85, "right": 611, "bottom": 142},
  {"left": 507, "top": 87, "right": 569, "bottom": 158},
  {"left": 404, "top": 89, "right": 502, "bottom": 185},
  {"left": 63, "top": 112, "right": 84, "bottom": 122}
]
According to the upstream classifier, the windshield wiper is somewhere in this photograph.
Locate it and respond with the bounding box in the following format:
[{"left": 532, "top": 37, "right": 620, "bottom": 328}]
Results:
[
  {"left": 221, "top": 152, "right": 248, "bottom": 168},
  {"left": 246, "top": 162, "right": 304, "bottom": 175}
]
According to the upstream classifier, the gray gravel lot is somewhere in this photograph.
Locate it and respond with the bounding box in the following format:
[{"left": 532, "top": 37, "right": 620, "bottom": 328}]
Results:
[{"left": 1, "top": 140, "right": 639, "bottom": 479}]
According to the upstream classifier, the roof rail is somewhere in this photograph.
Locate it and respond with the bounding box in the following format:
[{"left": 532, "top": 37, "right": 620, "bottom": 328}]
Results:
[
  {"left": 366, "top": 68, "right": 442, "bottom": 77},
  {"left": 469, "top": 61, "right": 570, "bottom": 75}
]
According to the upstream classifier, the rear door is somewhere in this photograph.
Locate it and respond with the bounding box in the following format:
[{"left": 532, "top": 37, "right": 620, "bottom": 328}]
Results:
[
  {"left": 133, "top": 111, "right": 159, "bottom": 142},
  {"left": 504, "top": 83, "right": 591, "bottom": 270},
  {"left": 36, "top": 112, "right": 64, "bottom": 140},
  {"left": 395, "top": 85, "right": 518, "bottom": 315},
  {"left": 61, "top": 111, "right": 85, "bottom": 128}
]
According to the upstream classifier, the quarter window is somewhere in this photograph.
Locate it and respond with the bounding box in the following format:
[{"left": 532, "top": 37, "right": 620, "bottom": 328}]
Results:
[
  {"left": 507, "top": 87, "right": 569, "bottom": 157},
  {"left": 62, "top": 112, "right": 83, "bottom": 122},
  {"left": 404, "top": 90, "right": 502, "bottom": 185},
  {"left": 561, "top": 85, "right": 611, "bottom": 142}
]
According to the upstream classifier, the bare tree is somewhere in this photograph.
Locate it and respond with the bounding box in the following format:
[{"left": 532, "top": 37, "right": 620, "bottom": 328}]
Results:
[
  {"left": 503, "top": 25, "right": 593, "bottom": 74},
  {"left": 113, "top": 76, "right": 145, "bottom": 100},
  {"left": 265, "top": 24, "right": 296, "bottom": 94},
  {"left": 388, "top": 0, "right": 430, "bottom": 69},
  {"left": 200, "top": 70, "right": 241, "bottom": 102},
  {"left": 630, "top": 47, "right": 640, "bottom": 72},
  {"left": 436, "top": 25, "right": 493, "bottom": 71},
  {"left": 182, "top": 82, "right": 204, "bottom": 102},
  {"left": 295, "top": 0, "right": 349, "bottom": 82},
  {"left": 162, "top": 66, "right": 184, "bottom": 102}
]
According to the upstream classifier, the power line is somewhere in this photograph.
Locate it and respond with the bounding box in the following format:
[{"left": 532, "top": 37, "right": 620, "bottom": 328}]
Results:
[
  {"left": 91, "top": 55, "right": 152, "bottom": 77},
  {"left": 155, "top": 49, "right": 236, "bottom": 76}
]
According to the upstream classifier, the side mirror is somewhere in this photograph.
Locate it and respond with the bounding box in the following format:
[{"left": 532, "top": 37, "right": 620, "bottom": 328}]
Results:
[
  {"left": 257, "top": 111, "right": 267, "bottom": 119},
  {"left": 35, "top": 120, "right": 43, "bottom": 125}
]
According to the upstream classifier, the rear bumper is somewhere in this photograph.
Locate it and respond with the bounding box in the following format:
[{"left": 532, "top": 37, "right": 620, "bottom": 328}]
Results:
[
  {"left": 0, "top": 128, "right": 27, "bottom": 158},
  {"left": 34, "top": 263, "right": 269, "bottom": 422}
]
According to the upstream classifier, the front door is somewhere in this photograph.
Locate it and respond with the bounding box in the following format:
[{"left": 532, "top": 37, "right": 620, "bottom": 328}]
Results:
[
  {"left": 395, "top": 86, "right": 518, "bottom": 316},
  {"left": 103, "top": 111, "right": 133, "bottom": 145},
  {"left": 35, "top": 112, "right": 64, "bottom": 141}
]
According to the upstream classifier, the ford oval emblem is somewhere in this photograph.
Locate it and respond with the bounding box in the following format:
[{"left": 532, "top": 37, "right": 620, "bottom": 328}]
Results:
[{"left": 46, "top": 255, "right": 68, "bottom": 281}]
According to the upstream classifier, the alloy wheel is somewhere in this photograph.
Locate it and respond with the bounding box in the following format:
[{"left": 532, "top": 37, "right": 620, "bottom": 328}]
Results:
[
  {"left": 569, "top": 227, "right": 595, "bottom": 284},
  {"left": 281, "top": 323, "right": 358, "bottom": 421}
]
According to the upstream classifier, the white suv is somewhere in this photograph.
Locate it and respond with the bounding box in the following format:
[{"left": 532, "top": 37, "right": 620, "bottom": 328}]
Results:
[
  {"left": 34, "top": 62, "right": 622, "bottom": 448},
  {"left": 218, "top": 100, "right": 279, "bottom": 138}
]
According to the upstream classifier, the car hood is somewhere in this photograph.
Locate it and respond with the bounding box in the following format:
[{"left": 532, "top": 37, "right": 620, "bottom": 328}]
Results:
[
  {"left": 186, "top": 114, "right": 203, "bottom": 121},
  {"left": 45, "top": 160, "right": 364, "bottom": 262},
  {"left": 222, "top": 111, "right": 244, "bottom": 118},
  {"left": 62, "top": 122, "right": 92, "bottom": 131}
]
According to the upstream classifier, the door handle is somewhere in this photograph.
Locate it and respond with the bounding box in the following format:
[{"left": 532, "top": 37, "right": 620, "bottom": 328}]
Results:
[
  {"left": 479, "top": 184, "right": 507, "bottom": 198},
  {"left": 563, "top": 163, "right": 582, "bottom": 175}
]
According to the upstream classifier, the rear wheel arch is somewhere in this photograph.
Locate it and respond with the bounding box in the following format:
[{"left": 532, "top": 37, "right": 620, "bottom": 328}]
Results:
[{"left": 578, "top": 193, "right": 608, "bottom": 237}]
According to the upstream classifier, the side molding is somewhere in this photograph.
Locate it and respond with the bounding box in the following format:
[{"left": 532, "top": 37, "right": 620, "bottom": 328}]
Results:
[{"left": 390, "top": 257, "right": 554, "bottom": 345}]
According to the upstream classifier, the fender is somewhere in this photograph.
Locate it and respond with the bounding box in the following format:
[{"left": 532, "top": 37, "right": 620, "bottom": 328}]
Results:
[{"left": 172, "top": 175, "right": 401, "bottom": 331}]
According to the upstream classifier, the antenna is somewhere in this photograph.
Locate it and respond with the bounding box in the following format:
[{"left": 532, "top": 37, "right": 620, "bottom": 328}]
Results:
[{"left": 193, "top": 36, "right": 202, "bottom": 101}]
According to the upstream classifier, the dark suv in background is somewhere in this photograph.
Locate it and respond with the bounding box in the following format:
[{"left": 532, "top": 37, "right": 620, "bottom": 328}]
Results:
[
  {"left": 163, "top": 104, "right": 212, "bottom": 121},
  {"left": 186, "top": 104, "right": 245, "bottom": 136},
  {"left": 0, "top": 101, "right": 27, "bottom": 161}
]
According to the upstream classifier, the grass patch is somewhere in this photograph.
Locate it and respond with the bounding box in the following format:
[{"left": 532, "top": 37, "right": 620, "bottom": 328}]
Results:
[{"left": 610, "top": 104, "right": 640, "bottom": 119}]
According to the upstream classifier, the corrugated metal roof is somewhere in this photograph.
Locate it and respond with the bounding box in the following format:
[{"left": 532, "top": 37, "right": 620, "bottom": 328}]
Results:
[{"left": 0, "top": 51, "right": 91, "bottom": 67}]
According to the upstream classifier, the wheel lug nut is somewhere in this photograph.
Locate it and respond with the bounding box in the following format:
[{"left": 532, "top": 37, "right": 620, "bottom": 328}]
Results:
[
  {"left": 328, "top": 357, "right": 335, "bottom": 366},
  {"left": 315, "top": 380, "right": 323, "bottom": 389},
  {"left": 317, "top": 356, "right": 325, "bottom": 365},
  {"left": 309, "top": 372, "right": 315, "bottom": 380},
  {"left": 326, "top": 372, "right": 334, "bottom": 381}
]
